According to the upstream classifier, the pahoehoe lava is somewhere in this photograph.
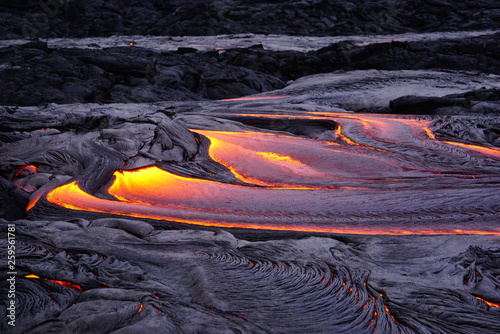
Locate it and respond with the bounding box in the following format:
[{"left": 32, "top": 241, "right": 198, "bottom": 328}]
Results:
[{"left": 2, "top": 1, "right": 500, "bottom": 333}]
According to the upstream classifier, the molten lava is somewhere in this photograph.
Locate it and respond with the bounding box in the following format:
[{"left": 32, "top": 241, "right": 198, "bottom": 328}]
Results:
[
  {"left": 32, "top": 112, "right": 500, "bottom": 235},
  {"left": 476, "top": 296, "right": 500, "bottom": 308},
  {"left": 25, "top": 274, "right": 82, "bottom": 291}
]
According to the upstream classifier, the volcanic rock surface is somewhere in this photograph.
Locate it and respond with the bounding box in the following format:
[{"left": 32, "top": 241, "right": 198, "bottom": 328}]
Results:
[
  {"left": 1, "top": 0, "right": 500, "bottom": 38},
  {"left": 1, "top": 1, "right": 500, "bottom": 334},
  {"left": 1, "top": 32, "right": 499, "bottom": 106}
]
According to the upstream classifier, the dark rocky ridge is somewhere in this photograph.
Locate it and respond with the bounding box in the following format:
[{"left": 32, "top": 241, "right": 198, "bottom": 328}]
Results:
[
  {"left": 0, "top": 41, "right": 285, "bottom": 105},
  {"left": 1, "top": 32, "right": 499, "bottom": 106},
  {"left": 1, "top": 0, "right": 500, "bottom": 39}
]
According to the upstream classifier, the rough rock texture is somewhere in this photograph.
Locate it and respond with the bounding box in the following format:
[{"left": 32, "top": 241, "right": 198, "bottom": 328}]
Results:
[
  {"left": 1, "top": 33, "right": 499, "bottom": 106},
  {"left": 1, "top": 0, "right": 500, "bottom": 39},
  {"left": 0, "top": 41, "right": 284, "bottom": 105},
  {"left": 1, "top": 76, "right": 500, "bottom": 333},
  {"left": 2, "top": 220, "right": 500, "bottom": 334}
]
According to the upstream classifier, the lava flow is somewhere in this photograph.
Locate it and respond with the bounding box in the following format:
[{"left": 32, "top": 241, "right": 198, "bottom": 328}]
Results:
[{"left": 33, "top": 113, "right": 500, "bottom": 235}]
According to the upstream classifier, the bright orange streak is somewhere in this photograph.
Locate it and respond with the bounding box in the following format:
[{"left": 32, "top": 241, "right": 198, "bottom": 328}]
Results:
[
  {"left": 193, "top": 129, "right": 405, "bottom": 186},
  {"left": 49, "top": 280, "right": 82, "bottom": 290},
  {"left": 44, "top": 171, "right": 500, "bottom": 236},
  {"left": 423, "top": 126, "right": 436, "bottom": 140},
  {"left": 256, "top": 152, "right": 301, "bottom": 164},
  {"left": 335, "top": 124, "right": 357, "bottom": 145},
  {"left": 26, "top": 190, "right": 46, "bottom": 211},
  {"left": 25, "top": 274, "right": 40, "bottom": 278},
  {"left": 443, "top": 141, "right": 500, "bottom": 158},
  {"left": 220, "top": 95, "right": 290, "bottom": 101},
  {"left": 476, "top": 297, "right": 500, "bottom": 308},
  {"left": 25, "top": 274, "right": 82, "bottom": 290}
]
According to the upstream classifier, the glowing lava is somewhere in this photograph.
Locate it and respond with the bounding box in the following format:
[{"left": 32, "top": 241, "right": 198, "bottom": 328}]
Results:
[
  {"left": 13, "top": 165, "right": 38, "bottom": 178},
  {"left": 476, "top": 296, "right": 500, "bottom": 308},
  {"left": 442, "top": 141, "right": 500, "bottom": 159},
  {"left": 192, "top": 129, "right": 411, "bottom": 187},
  {"left": 33, "top": 113, "right": 500, "bottom": 235},
  {"left": 41, "top": 165, "right": 500, "bottom": 235},
  {"left": 25, "top": 274, "right": 82, "bottom": 291}
]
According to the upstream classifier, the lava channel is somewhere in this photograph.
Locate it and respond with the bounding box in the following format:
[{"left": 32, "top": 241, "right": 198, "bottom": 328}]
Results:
[{"left": 33, "top": 114, "right": 500, "bottom": 235}]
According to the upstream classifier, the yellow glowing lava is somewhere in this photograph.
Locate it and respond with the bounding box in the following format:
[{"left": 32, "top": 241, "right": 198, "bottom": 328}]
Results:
[
  {"left": 25, "top": 273, "right": 82, "bottom": 290},
  {"left": 443, "top": 141, "right": 500, "bottom": 158},
  {"left": 42, "top": 167, "right": 500, "bottom": 236},
  {"left": 476, "top": 296, "right": 500, "bottom": 308},
  {"left": 31, "top": 112, "right": 500, "bottom": 236}
]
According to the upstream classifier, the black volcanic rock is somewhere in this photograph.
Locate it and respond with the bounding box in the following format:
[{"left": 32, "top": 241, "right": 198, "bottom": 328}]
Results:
[
  {"left": 0, "top": 42, "right": 285, "bottom": 105},
  {"left": 1, "top": 33, "right": 499, "bottom": 106},
  {"left": 1, "top": 0, "right": 500, "bottom": 39},
  {"left": 0, "top": 176, "right": 29, "bottom": 220},
  {"left": 390, "top": 88, "right": 500, "bottom": 115}
]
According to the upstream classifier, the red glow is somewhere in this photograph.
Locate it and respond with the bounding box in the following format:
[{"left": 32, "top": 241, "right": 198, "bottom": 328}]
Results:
[
  {"left": 13, "top": 165, "right": 38, "bottom": 180},
  {"left": 49, "top": 279, "right": 82, "bottom": 290},
  {"left": 25, "top": 274, "right": 82, "bottom": 291},
  {"left": 35, "top": 112, "right": 500, "bottom": 236},
  {"left": 43, "top": 176, "right": 498, "bottom": 235},
  {"left": 442, "top": 141, "right": 500, "bottom": 158},
  {"left": 476, "top": 296, "right": 500, "bottom": 308},
  {"left": 27, "top": 189, "right": 46, "bottom": 211}
]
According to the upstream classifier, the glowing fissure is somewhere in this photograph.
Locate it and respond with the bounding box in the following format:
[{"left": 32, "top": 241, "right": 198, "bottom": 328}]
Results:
[
  {"left": 476, "top": 296, "right": 500, "bottom": 308},
  {"left": 14, "top": 164, "right": 38, "bottom": 178},
  {"left": 36, "top": 113, "right": 500, "bottom": 235},
  {"left": 25, "top": 274, "right": 83, "bottom": 291},
  {"left": 442, "top": 141, "right": 500, "bottom": 159},
  {"left": 43, "top": 167, "right": 500, "bottom": 235}
]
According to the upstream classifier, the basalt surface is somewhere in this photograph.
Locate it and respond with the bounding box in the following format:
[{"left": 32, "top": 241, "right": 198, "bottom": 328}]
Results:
[
  {"left": 1, "top": 0, "right": 500, "bottom": 39},
  {"left": 0, "top": 32, "right": 499, "bottom": 106}
]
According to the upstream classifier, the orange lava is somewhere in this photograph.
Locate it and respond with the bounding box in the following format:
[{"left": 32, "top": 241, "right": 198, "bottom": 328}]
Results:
[
  {"left": 443, "top": 141, "right": 500, "bottom": 158},
  {"left": 43, "top": 168, "right": 500, "bottom": 236},
  {"left": 25, "top": 274, "right": 82, "bottom": 291},
  {"left": 192, "top": 129, "right": 406, "bottom": 187},
  {"left": 35, "top": 112, "right": 500, "bottom": 236},
  {"left": 26, "top": 189, "right": 46, "bottom": 212},
  {"left": 476, "top": 296, "right": 500, "bottom": 308},
  {"left": 14, "top": 165, "right": 38, "bottom": 178}
]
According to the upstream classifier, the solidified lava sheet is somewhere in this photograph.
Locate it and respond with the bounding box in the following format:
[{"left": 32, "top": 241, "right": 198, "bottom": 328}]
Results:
[{"left": 1, "top": 1, "right": 500, "bottom": 334}]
